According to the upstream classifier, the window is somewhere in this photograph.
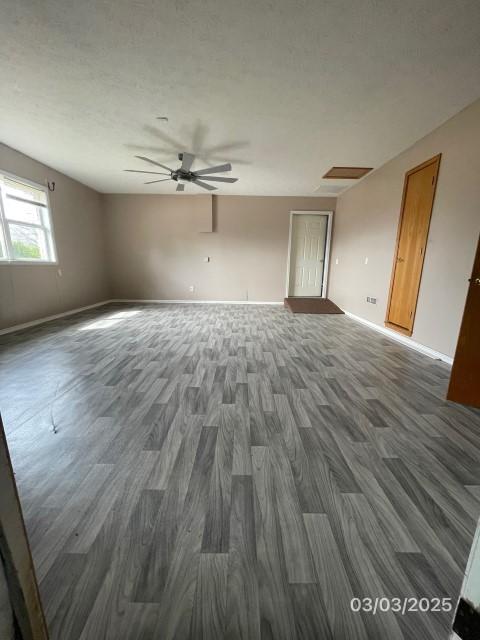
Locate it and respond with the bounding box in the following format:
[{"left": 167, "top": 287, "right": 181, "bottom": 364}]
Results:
[{"left": 0, "top": 172, "right": 57, "bottom": 263}]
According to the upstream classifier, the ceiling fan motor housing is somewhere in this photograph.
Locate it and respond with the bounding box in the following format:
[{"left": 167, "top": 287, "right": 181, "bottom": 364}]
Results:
[
  {"left": 173, "top": 171, "right": 194, "bottom": 183},
  {"left": 127, "top": 153, "right": 237, "bottom": 190}
]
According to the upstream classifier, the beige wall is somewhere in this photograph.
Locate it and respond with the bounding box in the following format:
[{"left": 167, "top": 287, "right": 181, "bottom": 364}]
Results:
[
  {"left": 329, "top": 99, "right": 480, "bottom": 358},
  {"left": 0, "top": 144, "right": 110, "bottom": 329},
  {"left": 3, "top": 98, "right": 479, "bottom": 348},
  {"left": 104, "top": 195, "right": 335, "bottom": 302}
]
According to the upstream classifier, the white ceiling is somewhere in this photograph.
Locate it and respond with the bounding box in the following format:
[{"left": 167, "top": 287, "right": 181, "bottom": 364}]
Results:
[{"left": 1, "top": 0, "right": 480, "bottom": 196}]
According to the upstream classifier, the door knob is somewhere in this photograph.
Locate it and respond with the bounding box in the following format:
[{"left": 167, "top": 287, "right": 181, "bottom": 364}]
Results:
[
  {"left": 469, "top": 277, "right": 480, "bottom": 285},
  {"left": 397, "top": 257, "right": 405, "bottom": 263}
]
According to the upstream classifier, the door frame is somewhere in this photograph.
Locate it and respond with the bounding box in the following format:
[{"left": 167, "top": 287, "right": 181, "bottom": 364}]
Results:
[
  {"left": 0, "top": 414, "right": 49, "bottom": 639},
  {"left": 385, "top": 154, "right": 441, "bottom": 336},
  {"left": 285, "top": 210, "right": 334, "bottom": 299},
  {"left": 447, "top": 232, "right": 480, "bottom": 407}
]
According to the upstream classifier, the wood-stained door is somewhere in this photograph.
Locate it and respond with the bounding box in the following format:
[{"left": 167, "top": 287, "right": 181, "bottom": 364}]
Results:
[
  {"left": 386, "top": 154, "right": 441, "bottom": 335},
  {"left": 0, "top": 414, "right": 48, "bottom": 639},
  {"left": 447, "top": 234, "right": 480, "bottom": 408}
]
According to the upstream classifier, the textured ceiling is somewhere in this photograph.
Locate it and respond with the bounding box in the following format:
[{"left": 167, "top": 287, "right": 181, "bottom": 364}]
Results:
[{"left": 1, "top": 0, "right": 480, "bottom": 195}]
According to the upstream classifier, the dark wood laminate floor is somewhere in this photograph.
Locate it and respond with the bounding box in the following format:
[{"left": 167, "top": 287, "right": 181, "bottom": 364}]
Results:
[{"left": 1, "top": 303, "right": 479, "bottom": 640}]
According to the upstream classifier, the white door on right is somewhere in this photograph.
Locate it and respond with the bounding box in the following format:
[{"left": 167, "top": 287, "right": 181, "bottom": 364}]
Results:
[{"left": 289, "top": 214, "right": 328, "bottom": 297}]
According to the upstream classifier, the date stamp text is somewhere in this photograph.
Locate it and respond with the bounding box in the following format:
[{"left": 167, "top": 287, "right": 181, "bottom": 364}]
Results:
[{"left": 350, "top": 597, "right": 453, "bottom": 615}]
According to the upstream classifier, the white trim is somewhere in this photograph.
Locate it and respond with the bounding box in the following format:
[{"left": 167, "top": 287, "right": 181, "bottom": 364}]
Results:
[
  {"left": 0, "top": 168, "right": 51, "bottom": 192},
  {"left": 322, "top": 213, "right": 333, "bottom": 298},
  {"left": 110, "top": 298, "right": 284, "bottom": 306},
  {"left": 0, "top": 168, "right": 58, "bottom": 264},
  {"left": 343, "top": 310, "right": 453, "bottom": 365},
  {"left": 285, "top": 211, "right": 333, "bottom": 299},
  {"left": 0, "top": 300, "right": 115, "bottom": 335},
  {"left": 0, "top": 259, "right": 59, "bottom": 266}
]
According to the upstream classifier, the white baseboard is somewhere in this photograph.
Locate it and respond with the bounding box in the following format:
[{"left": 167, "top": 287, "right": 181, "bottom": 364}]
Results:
[
  {"left": 343, "top": 310, "right": 453, "bottom": 365},
  {"left": 110, "top": 298, "right": 284, "bottom": 306},
  {"left": 0, "top": 300, "right": 115, "bottom": 335}
]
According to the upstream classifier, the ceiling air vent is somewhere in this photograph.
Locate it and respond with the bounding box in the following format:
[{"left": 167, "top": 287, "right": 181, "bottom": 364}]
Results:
[
  {"left": 314, "top": 184, "right": 345, "bottom": 195},
  {"left": 322, "top": 167, "right": 373, "bottom": 179}
]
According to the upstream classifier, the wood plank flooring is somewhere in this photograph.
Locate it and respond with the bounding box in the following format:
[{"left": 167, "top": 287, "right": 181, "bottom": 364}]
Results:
[{"left": 1, "top": 302, "right": 480, "bottom": 639}]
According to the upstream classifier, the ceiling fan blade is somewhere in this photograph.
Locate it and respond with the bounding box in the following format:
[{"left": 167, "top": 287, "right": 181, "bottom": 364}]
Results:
[
  {"left": 194, "top": 176, "right": 238, "bottom": 183},
  {"left": 181, "top": 152, "right": 195, "bottom": 172},
  {"left": 135, "top": 155, "right": 173, "bottom": 172},
  {"left": 124, "top": 169, "right": 171, "bottom": 175},
  {"left": 193, "top": 179, "right": 217, "bottom": 191},
  {"left": 176, "top": 183, "right": 185, "bottom": 192},
  {"left": 144, "top": 178, "right": 172, "bottom": 184},
  {"left": 194, "top": 163, "right": 232, "bottom": 176}
]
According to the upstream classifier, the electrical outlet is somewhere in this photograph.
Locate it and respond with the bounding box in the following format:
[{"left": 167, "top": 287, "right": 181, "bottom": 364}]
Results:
[
  {"left": 367, "top": 297, "right": 377, "bottom": 304},
  {"left": 189, "top": 285, "right": 194, "bottom": 292}
]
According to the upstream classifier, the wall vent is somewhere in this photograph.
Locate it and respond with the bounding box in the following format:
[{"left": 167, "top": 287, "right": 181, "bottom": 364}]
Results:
[{"left": 314, "top": 184, "right": 345, "bottom": 195}]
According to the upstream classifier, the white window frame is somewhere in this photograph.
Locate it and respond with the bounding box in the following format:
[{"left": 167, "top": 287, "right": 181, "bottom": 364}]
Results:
[{"left": 0, "top": 170, "right": 58, "bottom": 265}]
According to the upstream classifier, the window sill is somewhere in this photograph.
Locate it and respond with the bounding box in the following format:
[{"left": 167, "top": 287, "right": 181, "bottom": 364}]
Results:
[{"left": 0, "top": 260, "right": 58, "bottom": 266}]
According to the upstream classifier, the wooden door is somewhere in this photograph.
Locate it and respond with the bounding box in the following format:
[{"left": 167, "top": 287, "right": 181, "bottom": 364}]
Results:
[
  {"left": 0, "top": 415, "right": 49, "bottom": 639},
  {"left": 289, "top": 214, "right": 328, "bottom": 297},
  {"left": 386, "top": 154, "right": 441, "bottom": 335},
  {"left": 447, "top": 234, "right": 480, "bottom": 408}
]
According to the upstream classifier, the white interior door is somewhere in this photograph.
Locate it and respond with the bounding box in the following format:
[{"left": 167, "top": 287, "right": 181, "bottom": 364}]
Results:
[{"left": 288, "top": 214, "right": 328, "bottom": 297}]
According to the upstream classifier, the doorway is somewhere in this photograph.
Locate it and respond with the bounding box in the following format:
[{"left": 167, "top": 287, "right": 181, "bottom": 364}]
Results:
[
  {"left": 447, "top": 233, "right": 480, "bottom": 409},
  {"left": 385, "top": 154, "right": 441, "bottom": 335},
  {"left": 286, "top": 211, "right": 333, "bottom": 298}
]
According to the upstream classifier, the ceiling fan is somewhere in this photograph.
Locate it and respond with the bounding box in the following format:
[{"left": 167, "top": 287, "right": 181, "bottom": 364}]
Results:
[{"left": 124, "top": 152, "right": 238, "bottom": 192}]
